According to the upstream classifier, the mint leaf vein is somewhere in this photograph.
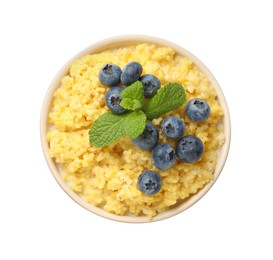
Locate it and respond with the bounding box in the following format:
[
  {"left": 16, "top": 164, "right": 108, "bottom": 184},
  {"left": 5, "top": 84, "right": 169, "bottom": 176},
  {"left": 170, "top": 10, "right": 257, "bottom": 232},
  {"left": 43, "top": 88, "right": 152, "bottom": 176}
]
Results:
[
  {"left": 143, "top": 83, "right": 186, "bottom": 120},
  {"left": 89, "top": 111, "right": 146, "bottom": 148}
]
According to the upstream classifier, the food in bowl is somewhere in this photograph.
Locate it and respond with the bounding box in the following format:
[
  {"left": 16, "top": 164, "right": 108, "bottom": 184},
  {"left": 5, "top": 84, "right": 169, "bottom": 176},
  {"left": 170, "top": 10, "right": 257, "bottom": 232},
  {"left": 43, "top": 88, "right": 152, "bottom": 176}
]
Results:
[{"left": 46, "top": 43, "right": 225, "bottom": 219}]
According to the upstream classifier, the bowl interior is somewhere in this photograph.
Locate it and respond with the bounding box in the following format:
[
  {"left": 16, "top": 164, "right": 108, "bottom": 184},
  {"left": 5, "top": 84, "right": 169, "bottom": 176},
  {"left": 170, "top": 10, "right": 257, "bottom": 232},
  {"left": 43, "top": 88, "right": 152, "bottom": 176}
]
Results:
[{"left": 41, "top": 35, "right": 231, "bottom": 223}]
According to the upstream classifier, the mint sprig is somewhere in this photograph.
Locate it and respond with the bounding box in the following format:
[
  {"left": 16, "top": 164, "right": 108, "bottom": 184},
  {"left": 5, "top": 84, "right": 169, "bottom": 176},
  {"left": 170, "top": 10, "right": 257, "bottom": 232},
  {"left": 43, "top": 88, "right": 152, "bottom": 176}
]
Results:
[{"left": 89, "top": 81, "right": 186, "bottom": 148}]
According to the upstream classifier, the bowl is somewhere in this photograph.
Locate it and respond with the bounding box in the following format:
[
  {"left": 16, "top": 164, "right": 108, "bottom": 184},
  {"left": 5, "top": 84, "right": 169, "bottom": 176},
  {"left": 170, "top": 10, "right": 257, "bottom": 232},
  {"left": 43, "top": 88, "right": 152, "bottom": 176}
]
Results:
[{"left": 40, "top": 35, "right": 231, "bottom": 223}]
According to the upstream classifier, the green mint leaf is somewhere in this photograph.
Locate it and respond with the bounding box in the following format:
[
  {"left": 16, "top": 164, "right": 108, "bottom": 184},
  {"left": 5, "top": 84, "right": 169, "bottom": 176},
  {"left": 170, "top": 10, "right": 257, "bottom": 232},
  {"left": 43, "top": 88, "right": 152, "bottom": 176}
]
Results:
[
  {"left": 89, "top": 111, "right": 146, "bottom": 148},
  {"left": 143, "top": 83, "right": 186, "bottom": 120},
  {"left": 120, "top": 81, "right": 144, "bottom": 111},
  {"left": 120, "top": 98, "right": 142, "bottom": 111},
  {"left": 123, "top": 110, "right": 146, "bottom": 138},
  {"left": 89, "top": 112, "right": 127, "bottom": 148},
  {"left": 121, "top": 81, "right": 144, "bottom": 102}
]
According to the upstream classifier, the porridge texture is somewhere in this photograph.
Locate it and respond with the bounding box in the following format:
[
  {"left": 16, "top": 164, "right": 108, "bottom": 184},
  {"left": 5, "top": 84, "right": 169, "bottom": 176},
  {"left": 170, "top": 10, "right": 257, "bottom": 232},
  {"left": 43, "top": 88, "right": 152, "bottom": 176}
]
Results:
[{"left": 47, "top": 43, "right": 225, "bottom": 219}]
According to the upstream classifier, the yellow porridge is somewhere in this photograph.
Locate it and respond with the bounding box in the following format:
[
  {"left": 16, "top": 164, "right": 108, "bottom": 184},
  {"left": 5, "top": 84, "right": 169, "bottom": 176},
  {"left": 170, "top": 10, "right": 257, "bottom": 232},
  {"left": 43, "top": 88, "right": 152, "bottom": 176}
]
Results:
[{"left": 47, "top": 43, "right": 225, "bottom": 219}]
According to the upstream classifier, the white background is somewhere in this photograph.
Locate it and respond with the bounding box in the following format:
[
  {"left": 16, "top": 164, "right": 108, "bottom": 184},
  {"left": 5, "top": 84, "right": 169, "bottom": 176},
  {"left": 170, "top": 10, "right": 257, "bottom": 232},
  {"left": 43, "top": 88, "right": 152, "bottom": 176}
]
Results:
[{"left": 0, "top": 0, "right": 272, "bottom": 259}]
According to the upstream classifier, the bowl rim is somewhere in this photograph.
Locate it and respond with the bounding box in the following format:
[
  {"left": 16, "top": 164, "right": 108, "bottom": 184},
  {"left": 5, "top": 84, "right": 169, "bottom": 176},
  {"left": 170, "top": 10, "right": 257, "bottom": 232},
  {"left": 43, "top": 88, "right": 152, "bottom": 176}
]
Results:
[{"left": 40, "top": 34, "right": 231, "bottom": 223}]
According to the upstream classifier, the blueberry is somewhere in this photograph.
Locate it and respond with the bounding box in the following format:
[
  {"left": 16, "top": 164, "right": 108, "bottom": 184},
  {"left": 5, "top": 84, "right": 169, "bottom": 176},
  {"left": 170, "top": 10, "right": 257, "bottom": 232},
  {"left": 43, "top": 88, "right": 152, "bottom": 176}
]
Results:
[
  {"left": 138, "top": 170, "right": 162, "bottom": 195},
  {"left": 176, "top": 135, "right": 204, "bottom": 163},
  {"left": 139, "top": 74, "right": 160, "bottom": 98},
  {"left": 161, "top": 116, "right": 185, "bottom": 140},
  {"left": 120, "top": 62, "right": 143, "bottom": 86},
  {"left": 132, "top": 121, "right": 159, "bottom": 150},
  {"left": 105, "top": 86, "right": 126, "bottom": 114},
  {"left": 185, "top": 98, "right": 210, "bottom": 122},
  {"left": 152, "top": 143, "right": 176, "bottom": 170},
  {"left": 99, "top": 64, "right": 122, "bottom": 87}
]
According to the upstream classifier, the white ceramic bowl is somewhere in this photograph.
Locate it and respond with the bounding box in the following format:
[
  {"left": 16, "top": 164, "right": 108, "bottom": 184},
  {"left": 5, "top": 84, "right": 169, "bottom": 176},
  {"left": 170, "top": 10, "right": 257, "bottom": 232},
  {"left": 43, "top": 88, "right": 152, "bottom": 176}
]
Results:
[{"left": 41, "top": 35, "right": 231, "bottom": 223}]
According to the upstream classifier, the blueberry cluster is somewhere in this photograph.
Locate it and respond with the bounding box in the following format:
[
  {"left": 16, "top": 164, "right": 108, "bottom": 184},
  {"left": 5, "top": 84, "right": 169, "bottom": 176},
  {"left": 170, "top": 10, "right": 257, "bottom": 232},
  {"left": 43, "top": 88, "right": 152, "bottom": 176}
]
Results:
[
  {"left": 99, "top": 62, "right": 161, "bottom": 114},
  {"left": 98, "top": 62, "right": 211, "bottom": 196},
  {"left": 135, "top": 102, "right": 210, "bottom": 195}
]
